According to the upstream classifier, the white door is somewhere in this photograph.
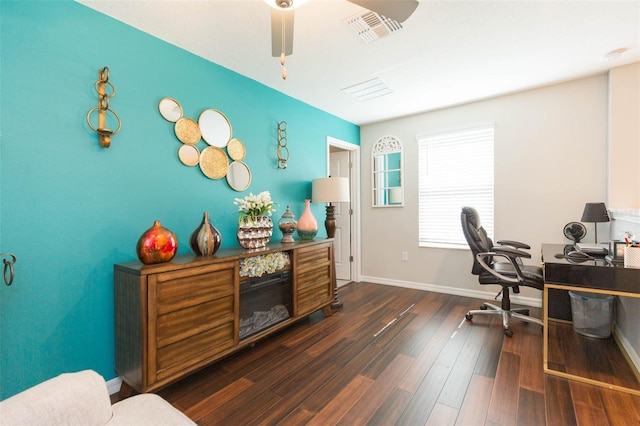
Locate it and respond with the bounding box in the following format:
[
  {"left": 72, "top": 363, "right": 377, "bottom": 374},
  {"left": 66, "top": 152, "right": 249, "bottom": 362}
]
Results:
[{"left": 330, "top": 150, "right": 351, "bottom": 281}]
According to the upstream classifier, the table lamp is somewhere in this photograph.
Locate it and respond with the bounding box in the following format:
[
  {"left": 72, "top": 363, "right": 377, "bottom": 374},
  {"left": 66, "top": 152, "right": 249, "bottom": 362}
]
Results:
[
  {"left": 312, "top": 177, "right": 350, "bottom": 238},
  {"left": 581, "top": 202, "right": 610, "bottom": 244}
]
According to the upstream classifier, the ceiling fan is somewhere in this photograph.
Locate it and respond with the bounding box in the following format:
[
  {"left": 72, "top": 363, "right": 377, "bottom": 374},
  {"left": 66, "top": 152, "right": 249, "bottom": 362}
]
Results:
[{"left": 267, "top": 0, "right": 419, "bottom": 79}]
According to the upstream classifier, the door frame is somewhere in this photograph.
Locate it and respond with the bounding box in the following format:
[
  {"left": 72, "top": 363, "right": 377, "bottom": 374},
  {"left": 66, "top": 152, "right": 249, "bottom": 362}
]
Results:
[{"left": 326, "top": 136, "right": 361, "bottom": 284}]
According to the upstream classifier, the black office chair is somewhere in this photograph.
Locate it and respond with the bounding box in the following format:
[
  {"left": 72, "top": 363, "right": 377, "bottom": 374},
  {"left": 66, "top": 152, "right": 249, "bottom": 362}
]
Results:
[{"left": 461, "top": 206, "right": 543, "bottom": 336}]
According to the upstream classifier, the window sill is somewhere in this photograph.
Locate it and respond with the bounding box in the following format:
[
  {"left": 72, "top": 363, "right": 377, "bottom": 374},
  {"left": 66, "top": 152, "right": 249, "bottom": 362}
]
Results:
[{"left": 419, "top": 243, "right": 469, "bottom": 250}]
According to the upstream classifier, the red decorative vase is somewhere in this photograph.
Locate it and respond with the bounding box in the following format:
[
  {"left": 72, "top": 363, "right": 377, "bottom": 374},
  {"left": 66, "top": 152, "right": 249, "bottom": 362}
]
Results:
[
  {"left": 136, "top": 220, "right": 178, "bottom": 264},
  {"left": 296, "top": 199, "right": 318, "bottom": 240},
  {"left": 189, "top": 211, "right": 222, "bottom": 256}
]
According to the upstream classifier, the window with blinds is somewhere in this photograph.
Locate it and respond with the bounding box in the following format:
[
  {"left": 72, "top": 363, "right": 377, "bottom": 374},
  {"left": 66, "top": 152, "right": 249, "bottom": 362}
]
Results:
[{"left": 417, "top": 125, "right": 494, "bottom": 247}]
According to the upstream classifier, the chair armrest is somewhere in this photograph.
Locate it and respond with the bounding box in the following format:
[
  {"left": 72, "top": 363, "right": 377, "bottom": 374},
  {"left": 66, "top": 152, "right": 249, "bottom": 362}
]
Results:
[
  {"left": 496, "top": 240, "right": 531, "bottom": 250},
  {"left": 491, "top": 246, "right": 532, "bottom": 259},
  {"left": 476, "top": 251, "right": 525, "bottom": 284}
]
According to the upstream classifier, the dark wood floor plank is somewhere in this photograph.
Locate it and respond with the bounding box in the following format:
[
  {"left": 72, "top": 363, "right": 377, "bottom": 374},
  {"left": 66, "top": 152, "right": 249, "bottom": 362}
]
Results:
[
  {"left": 572, "top": 401, "right": 611, "bottom": 426},
  {"left": 396, "top": 363, "right": 452, "bottom": 425},
  {"left": 455, "top": 374, "right": 494, "bottom": 425},
  {"left": 275, "top": 406, "right": 315, "bottom": 426},
  {"left": 438, "top": 341, "right": 483, "bottom": 409},
  {"left": 486, "top": 351, "right": 521, "bottom": 425},
  {"left": 367, "top": 387, "right": 414, "bottom": 425},
  {"left": 306, "top": 374, "right": 374, "bottom": 426},
  {"left": 337, "top": 353, "right": 415, "bottom": 425},
  {"left": 599, "top": 388, "right": 640, "bottom": 426},
  {"left": 544, "top": 375, "right": 578, "bottom": 426},
  {"left": 516, "top": 323, "right": 544, "bottom": 393},
  {"left": 516, "top": 388, "right": 546, "bottom": 426},
  {"left": 397, "top": 332, "right": 448, "bottom": 393},
  {"left": 183, "top": 377, "right": 253, "bottom": 422},
  {"left": 473, "top": 320, "right": 504, "bottom": 379},
  {"left": 362, "top": 316, "right": 418, "bottom": 379},
  {"left": 426, "top": 402, "right": 459, "bottom": 425}
]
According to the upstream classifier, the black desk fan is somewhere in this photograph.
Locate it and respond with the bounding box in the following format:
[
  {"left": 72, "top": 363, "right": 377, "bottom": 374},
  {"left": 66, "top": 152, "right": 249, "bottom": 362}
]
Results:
[{"left": 563, "top": 222, "right": 587, "bottom": 243}]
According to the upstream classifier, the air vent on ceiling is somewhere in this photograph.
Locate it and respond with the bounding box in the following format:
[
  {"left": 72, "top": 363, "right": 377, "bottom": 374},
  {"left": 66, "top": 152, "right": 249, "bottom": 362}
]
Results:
[
  {"left": 341, "top": 77, "right": 393, "bottom": 102},
  {"left": 345, "top": 11, "right": 403, "bottom": 44}
]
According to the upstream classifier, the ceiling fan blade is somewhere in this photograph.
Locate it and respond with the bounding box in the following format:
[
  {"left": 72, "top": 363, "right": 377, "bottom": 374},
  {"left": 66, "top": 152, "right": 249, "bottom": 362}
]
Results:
[
  {"left": 347, "top": 0, "right": 419, "bottom": 23},
  {"left": 271, "top": 8, "right": 294, "bottom": 57}
]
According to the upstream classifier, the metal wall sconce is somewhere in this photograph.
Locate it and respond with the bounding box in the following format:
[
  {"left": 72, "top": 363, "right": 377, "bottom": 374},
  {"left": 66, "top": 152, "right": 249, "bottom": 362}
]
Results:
[
  {"left": 86, "top": 67, "right": 121, "bottom": 148},
  {"left": 277, "top": 121, "right": 289, "bottom": 169}
]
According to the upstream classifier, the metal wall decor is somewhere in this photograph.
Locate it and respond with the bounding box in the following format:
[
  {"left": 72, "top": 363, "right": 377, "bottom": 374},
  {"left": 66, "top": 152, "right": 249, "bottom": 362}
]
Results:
[
  {"left": 86, "top": 67, "right": 121, "bottom": 148},
  {"left": 158, "top": 98, "right": 251, "bottom": 191},
  {"left": 277, "top": 121, "right": 289, "bottom": 169}
]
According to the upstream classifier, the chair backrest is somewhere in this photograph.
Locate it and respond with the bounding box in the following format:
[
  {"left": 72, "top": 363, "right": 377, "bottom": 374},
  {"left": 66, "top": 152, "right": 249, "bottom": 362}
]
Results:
[{"left": 461, "top": 206, "right": 494, "bottom": 275}]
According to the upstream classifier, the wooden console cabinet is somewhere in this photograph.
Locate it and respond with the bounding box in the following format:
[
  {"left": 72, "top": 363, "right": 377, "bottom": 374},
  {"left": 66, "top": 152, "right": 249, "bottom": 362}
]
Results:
[{"left": 114, "top": 239, "right": 335, "bottom": 393}]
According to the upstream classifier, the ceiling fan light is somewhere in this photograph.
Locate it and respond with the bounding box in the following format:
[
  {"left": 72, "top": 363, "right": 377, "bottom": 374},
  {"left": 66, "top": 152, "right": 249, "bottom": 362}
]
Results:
[{"left": 263, "top": 0, "right": 308, "bottom": 10}]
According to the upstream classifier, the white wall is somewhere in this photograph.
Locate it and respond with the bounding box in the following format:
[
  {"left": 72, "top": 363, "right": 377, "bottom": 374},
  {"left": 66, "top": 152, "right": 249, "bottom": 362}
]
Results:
[
  {"left": 608, "top": 62, "right": 640, "bottom": 211},
  {"left": 360, "top": 74, "right": 609, "bottom": 302}
]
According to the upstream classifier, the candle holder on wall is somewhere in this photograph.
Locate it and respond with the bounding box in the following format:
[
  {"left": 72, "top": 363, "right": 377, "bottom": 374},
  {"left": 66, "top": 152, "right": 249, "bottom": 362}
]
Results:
[
  {"left": 86, "top": 67, "right": 121, "bottom": 148},
  {"left": 277, "top": 121, "right": 289, "bottom": 169}
]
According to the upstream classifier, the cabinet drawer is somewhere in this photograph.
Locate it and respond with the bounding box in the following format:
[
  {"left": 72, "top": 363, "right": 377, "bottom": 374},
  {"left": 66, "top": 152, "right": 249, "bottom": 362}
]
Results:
[
  {"left": 154, "top": 263, "right": 236, "bottom": 315},
  {"left": 297, "top": 279, "right": 332, "bottom": 316},
  {"left": 296, "top": 244, "right": 331, "bottom": 271},
  {"left": 296, "top": 264, "right": 331, "bottom": 291},
  {"left": 155, "top": 321, "right": 235, "bottom": 381},
  {"left": 156, "top": 295, "right": 235, "bottom": 347}
]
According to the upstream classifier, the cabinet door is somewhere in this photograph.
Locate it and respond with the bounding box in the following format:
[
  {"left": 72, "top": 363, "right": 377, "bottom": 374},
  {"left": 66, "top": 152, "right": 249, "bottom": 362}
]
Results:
[
  {"left": 294, "top": 242, "right": 333, "bottom": 317},
  {"left": 147, "top": 262, "right": 238, "bottom": 385}
]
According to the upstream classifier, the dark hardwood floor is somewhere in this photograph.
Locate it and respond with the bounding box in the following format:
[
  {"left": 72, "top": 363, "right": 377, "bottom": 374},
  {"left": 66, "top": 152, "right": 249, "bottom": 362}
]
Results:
[{"left": 146, "top": 282, "right": 640, "bottom": 425}]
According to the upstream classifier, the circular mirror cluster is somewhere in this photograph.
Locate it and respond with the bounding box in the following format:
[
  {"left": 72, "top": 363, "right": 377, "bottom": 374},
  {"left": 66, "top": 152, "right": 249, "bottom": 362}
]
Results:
[{"left": 159, "top": 98, "right": 251, "bottom": 191}]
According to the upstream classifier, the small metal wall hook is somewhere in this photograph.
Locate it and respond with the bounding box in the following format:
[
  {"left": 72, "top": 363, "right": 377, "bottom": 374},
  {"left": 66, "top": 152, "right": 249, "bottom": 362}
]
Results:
[{"left": 1, "top": 253, "right": 17, "bottom": 286}]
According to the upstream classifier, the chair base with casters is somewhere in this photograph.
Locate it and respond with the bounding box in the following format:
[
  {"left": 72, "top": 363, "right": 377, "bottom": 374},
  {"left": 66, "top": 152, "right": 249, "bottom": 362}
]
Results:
[
  {"left": 460, "top": 206, "right": 544, "bottom": 337},
  {"left": 464, "top": 287, "right": 543, "bottom": 337}
]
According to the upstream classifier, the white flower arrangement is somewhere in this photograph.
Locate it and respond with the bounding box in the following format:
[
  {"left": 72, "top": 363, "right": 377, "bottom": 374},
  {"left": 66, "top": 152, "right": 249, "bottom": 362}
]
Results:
[
  {"left": 234, "top": 191, "right": 276, "bottom": 221},
  {"left": 239, "top": 252, "right": 289, "bottom": 277}
]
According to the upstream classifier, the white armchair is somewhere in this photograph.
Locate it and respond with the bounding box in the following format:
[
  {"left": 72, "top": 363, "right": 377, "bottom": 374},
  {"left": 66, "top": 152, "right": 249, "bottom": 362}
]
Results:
[{"left": 0, "top": 370, "right": 195, "bottom": 425}]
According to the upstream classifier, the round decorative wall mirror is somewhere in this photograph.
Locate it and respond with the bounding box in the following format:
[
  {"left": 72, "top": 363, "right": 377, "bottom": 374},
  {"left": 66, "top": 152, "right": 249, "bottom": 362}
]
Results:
[
  {"left": 178, "top": 144, "right": 200, "bottom": 167},
  {"left": 227, "top": 161, "right": 251, "bottom": 191},
  {"left": 199, "top": 109, "right": 232, "bottom": 148},
  {"left": 158, "top": 98, "right": 183, "bottom": 122}
]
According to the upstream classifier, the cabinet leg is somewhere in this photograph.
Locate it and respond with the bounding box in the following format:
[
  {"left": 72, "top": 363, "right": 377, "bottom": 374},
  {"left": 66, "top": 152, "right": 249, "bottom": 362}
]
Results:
[{"left": 330, "top": 286, "right": 343, "bottom": 309}]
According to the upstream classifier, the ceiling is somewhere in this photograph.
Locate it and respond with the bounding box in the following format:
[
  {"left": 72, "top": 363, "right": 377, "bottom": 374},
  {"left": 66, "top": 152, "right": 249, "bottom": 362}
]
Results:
[{"left": 77, "top": 0, "right": 639, "bottom": 125}]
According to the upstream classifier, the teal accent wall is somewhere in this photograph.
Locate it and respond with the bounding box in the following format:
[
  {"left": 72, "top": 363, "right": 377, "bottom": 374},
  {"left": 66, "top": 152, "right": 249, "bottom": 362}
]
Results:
[{"left": 0, "top": 0, "right": 359, "bottom": 399}]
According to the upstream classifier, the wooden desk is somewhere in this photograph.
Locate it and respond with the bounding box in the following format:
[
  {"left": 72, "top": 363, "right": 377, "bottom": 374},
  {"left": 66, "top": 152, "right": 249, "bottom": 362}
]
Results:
[{"left": 541, "top": 244, "right": 640, "bottom": 395}]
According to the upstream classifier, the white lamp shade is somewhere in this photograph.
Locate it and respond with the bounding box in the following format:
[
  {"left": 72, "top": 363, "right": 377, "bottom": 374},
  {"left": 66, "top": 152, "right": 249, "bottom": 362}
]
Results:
[{"left": 312, "top": 177, "right": 350, "bottom": 203}]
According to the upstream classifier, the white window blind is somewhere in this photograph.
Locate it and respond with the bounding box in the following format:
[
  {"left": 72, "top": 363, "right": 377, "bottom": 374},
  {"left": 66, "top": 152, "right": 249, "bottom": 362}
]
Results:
[{"left": 418, "top": 125, "right": 494, "bottom": 247}]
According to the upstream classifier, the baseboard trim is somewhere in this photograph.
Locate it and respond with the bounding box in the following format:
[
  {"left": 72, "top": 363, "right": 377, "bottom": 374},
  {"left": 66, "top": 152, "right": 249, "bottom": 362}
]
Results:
[
  {"left": 614, "top": 325, "right": 640, "bottom": 376},
  {"left": 106, "top": 376, "right": 122, "bottom": 396},
  {"left": 359, "top": 275, "right": 542, "bottom": 308}
]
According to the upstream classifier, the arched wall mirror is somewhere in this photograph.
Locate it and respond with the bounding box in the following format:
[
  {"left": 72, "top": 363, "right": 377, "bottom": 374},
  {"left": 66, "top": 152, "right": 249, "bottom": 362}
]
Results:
[{"left": 372, "top": 135, "right": 403, "bottom": 207}]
